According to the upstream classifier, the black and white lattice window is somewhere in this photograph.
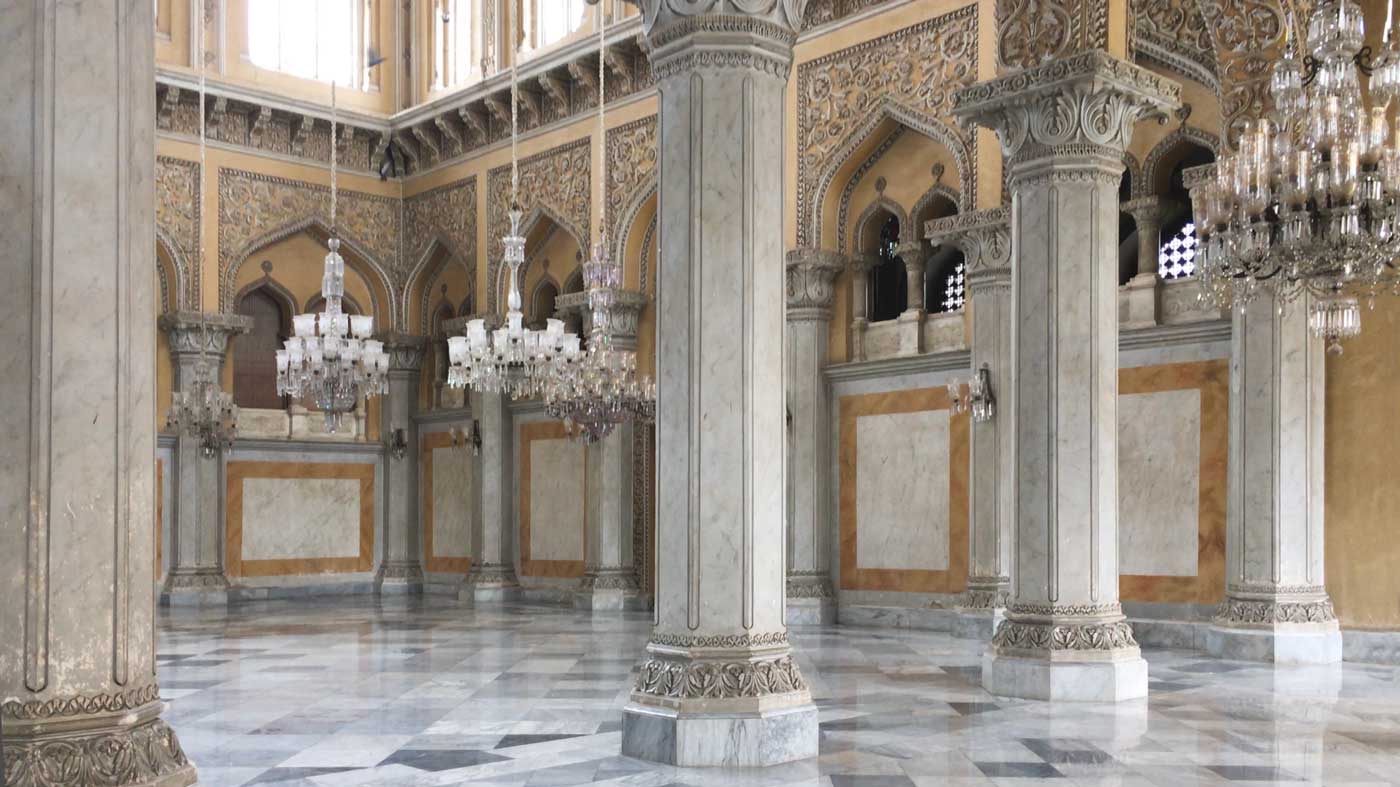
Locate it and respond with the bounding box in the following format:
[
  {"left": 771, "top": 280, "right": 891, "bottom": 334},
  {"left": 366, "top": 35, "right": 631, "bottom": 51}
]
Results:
[
  {"left": 942, "top": 262, "right": 966, "bottom": 312},
  {"left": 1158, "top": 222, "right": 1197, "bottom": 279}
]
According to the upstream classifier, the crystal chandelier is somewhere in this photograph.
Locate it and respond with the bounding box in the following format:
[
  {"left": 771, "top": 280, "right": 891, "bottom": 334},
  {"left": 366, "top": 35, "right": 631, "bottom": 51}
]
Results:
[
  {"left": 167, "top": 35, "right": 237, "bottom": 458},
  {"left": 541, "top": 6, "right": 656, "bottom": 443},
  {"left": 275, "top": 83, "right": 390, "bottom": 432},
  {"left": 446, "top": 11, "right": 582, "bottom": 399},
  {"left": 1190, "top": 0, "right": 1400, "bottom": 352}
]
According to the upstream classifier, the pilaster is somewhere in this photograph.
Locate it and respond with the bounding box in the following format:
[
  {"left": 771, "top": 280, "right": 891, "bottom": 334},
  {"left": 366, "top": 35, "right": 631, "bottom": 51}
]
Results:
[
  {"left": 848, "top": 253, "right": 878, "bottom": 362},
  {"left": 158, "top": 311, "right": 250, "bottom": 605},
  {"left": 620, "top": 0, "right": 818, "bottom": 767},
  {"left": 577, "top": 421, "right": 643, "bottom": 611},
  {"left": 954, "top": 51, "right": 1179, "bottom": 702},
  {"left": 462, "top": 390, "right": 519, "bottom": 602},
  {"left": 1207, "top": 294, "right": 1341, "bottom": 664},
  {"left": 785, "top": 248, "right": 844, "bottom": 625},
  {"left": 1, "top": 0, "right": 196, "bottom": 783},
  {"left": 1120, "top": 196, "right": 1175, "bottom": 329},
  {"left": 377, "top": 332, "right": 428, "bottom": 592},
  {"left": 893, "top": 241, "right": 926, "bottom": 355},
  {"left": 927, "top": 209, "right": 1013, "bottom": 640}
]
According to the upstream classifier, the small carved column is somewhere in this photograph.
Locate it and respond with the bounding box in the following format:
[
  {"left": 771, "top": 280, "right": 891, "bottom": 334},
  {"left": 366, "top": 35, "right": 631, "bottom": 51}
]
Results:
[
  {"left": 1, "top": 0, "right": 197, "bottom": 782},
  {"left": 1120, "top": 196, "right": 1175, "bottom": 328},
  {"left": 785, "top": 249, "right": 844, "bottom": 624},
  {"left": 462, "top": 389, "right": 520, "bottom": 602},
  {"left": 1207, "top": 294, "right": 1341, "bottom": 663},
  {"left": 927, "top": 209, "right": 1013, "bottom": 639},
  {"left": 849, "top": 253, "right": 877, "bottom": 361},
  {"left": 576, "top": 290, "right": 649, "bottom": 612},
  {"left": 894, "top": 240, "right": 926, "bottom": 355},
  {"left": 955, "top": 52, "right": 1179, "bottom": 702},
  {"left": 160, "top": 311, "right": 250, "bottom": 604},
  {"left": 620, "top": 0, "right": 817, "bottom": 767},
  {"left": 377, "top": 332, "right": 427, "bottom": 592}
]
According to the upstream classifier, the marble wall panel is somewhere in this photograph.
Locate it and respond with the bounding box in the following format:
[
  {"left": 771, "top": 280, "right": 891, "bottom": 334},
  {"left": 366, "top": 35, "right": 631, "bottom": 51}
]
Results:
[
  {"left": 226, "top": 461, "right": 375, "bottom": 576},
  {"left": 520, "top": 421, "right": 586, "bottom": 577},
  {"left": 423, "top": 431, "right": 473, "bottom": 573},
  {"left": 839, "top": 387, "right": 969, "bottom": 593}
]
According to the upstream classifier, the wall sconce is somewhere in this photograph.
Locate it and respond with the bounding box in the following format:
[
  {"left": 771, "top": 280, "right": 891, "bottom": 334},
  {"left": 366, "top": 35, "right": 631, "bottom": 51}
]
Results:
[
  {"left": 387, "top": 427, "right": 408, "bottom": 460},
  {"left": 451, "top": 420, "right": 482, "bottom": 456},
  {"left": 948, "top": 364, "right": 996, "bottom": 423}
]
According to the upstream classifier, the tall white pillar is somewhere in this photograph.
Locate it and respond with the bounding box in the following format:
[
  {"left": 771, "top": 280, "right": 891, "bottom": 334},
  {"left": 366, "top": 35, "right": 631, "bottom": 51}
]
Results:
[
  {"left": 784, "top": 249, "right": 844, "bottom": 625},
  {"left": 927, "top": 209, "right": 1013, "bottom": 639},
  {"left": 619, "top": 1, "right": 818, "bottom": 767},
  {"left": 1, "top": 1, "right": 197, "bottom": 784},
  {"left": 377, "top": 333, "right": 427, "bottom": 592},
  {"left": 461, "top": 390, "right": 520, "bottom": 602},
  {"left": 955, "top": 53, "right": 1179, "bottom": 702},
  {"left": 1207, "top": 295, "right": 1341, "bottom": 663},
  {"left": 159, "top": 312, "right": 249, "bottom": 605}
]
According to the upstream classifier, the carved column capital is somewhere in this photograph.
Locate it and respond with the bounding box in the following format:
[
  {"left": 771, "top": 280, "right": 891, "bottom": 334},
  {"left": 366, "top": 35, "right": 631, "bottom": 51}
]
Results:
[
  {"left": 848, "top": 252, "right": 880, "bottom": 274},
  {"left": 555, "top": 289, "right": 649, "bottom": 350},
  {"left": 785, "top": 248, "right": 844, "bottom": 320},
  {"left": 1120, "top": 195, "right": 1177, "bottom": 228},
  {"left": 633, "top": 0, "right": 809, "bottom": 81},
  {"left": 158, "top": 311, "right": 251, "bottom": 363},
  {"left": 953, "top": 51, "right": 1180, "bottom": 180},
  {"left": 927, "top": 207, "right": 1012, "bottom": 288},
  {"left": 893, "top": 241, "right": 926, "bottom": 272},
  {"left": 376, "top": 331, "right": 428, "bottom": 374}
]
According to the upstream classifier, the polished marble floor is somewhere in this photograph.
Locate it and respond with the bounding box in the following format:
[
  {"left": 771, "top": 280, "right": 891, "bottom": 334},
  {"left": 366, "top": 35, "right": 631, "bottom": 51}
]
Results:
[{"left": 158, "top": 598, "right": 1400, "bottom": 787}]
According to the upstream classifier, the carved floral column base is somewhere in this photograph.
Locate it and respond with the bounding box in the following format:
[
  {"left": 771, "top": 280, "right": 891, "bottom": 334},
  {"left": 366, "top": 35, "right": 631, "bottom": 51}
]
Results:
[
  {"left": 574, "top": 567, "right": 644, "bottom": 612},
  {"left": 786, "top": 573, "right": 836, "bottom": 626},
  {"left": 621, "top": 634, "right": 818, "bottom": 767},
  {"left": 952, "top": 576, "right": 1010, "bottom": 640},
  {"left": 458, "top": 562, "right": 520, "bottom": 605},
  {"left": 1207, "top": 587, "right": 1342, "bottom": 664},
  {"left": 375, "top": 560, "right": 426, "bottom": 595},
  {"left": 2, "top": 697, "right": 196, "bottom": 787},
  {"left": 982, "top": 604, "right": 1148, "bottom": 702},
  {"left": 161, "top": 568, "right": 231, "bottom": 607}
]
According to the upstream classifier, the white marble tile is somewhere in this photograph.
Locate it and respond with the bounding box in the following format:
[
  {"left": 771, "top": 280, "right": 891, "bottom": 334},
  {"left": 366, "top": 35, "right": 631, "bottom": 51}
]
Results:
[
  {"left": 242, "top": 478, "right": 362, "bottom": 561},
  {"left": 1118, "top": 389, "right": 1200, "bottom": 577},
  {"left": 529, "top": 438, "right": 585, "bottom": 562},
  {"left": 855, "top": 410, "right": 950, "bottom": 571},
  {"left": 432, "top": 446, "right": 472, "bottom": 558}
]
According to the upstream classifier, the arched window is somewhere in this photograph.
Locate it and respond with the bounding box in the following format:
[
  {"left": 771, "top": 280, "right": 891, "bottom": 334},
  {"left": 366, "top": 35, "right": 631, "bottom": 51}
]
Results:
[
  {"left": 433, "top": 0, "right": 475, "bottom": 89},
  {"left": 248, "top": 0, "right": 360, "bottom": 86},
  {"left": 868, "top": 215, "right": 907, "bottom": 323},
  {"left": 917, "top": 195, "right": 964, "bottom": 314},
  {"left": 234, "top": 288, "right": 290, "bottom": 410},
  {"left": 538, "top": 0, "right": 588, "bottom": 48},
  {"left": 531, "top": 281, "right": 559, "bottom": 328},
  {"left": 1157, "top": 144, "right": 1215, "bottom": 280}
]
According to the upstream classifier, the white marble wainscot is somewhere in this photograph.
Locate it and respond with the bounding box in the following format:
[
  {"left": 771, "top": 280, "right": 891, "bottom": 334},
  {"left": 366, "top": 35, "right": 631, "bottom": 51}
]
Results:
[
  {"left": 920, "top": 310, "right": 969, "bottom": 354},
  {"left": 856, "top": 409, "right": 951, "bottom": 572},
  {"left": 416, "top": 408, "right": 476, "bottom": 595},
  {"left": 509, "top": 403, "right": 586, "bottom": 600},
  {"left": 431, "top": 446, "right": 473, "bottom": 559},
  {"left": 1118, "top": 388, "right": 1201, "bottom": 578},
  {"left": 241, "top": 478, "right": 362, "bottom": 560},
  {"left": 223, "top": 439, "right": 385, "bottom": 600}
]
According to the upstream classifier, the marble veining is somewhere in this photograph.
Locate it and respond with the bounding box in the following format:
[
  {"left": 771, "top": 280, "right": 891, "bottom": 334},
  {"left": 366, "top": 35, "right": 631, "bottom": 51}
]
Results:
[
  {"left": 856, "top": 410, "right": 950, "bottom": 571},
  {"left": 241, "top": 478, "right": 362, "bottom": 561},
  {"left": 1119, "top": 388, "right": 1201, "bottom": 577},
  {"left": 529, "top": 438, "right": 586, "bottom": 563},
  {"left": 431, "top": 446, "right": 472, "bottom": 559}
]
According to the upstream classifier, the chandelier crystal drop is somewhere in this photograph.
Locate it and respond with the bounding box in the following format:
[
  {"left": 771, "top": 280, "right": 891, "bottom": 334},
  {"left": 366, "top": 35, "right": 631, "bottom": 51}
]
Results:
[
  {"left": 274, "top": 82, "right": 389, "bottom": 432},
  {"left": 1189, "top": 0, "right": 1400, "bottom": 352}
]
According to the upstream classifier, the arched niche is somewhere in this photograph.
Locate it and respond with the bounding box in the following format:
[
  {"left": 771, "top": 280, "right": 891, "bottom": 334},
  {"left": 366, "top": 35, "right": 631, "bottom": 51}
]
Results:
[{"left": 404, "top": 237, "right": 474, "bottom": 335}]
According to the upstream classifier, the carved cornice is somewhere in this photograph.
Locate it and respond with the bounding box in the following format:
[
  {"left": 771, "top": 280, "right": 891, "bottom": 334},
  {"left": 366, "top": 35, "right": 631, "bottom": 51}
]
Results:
[
  {"left": 785, "top": 248, "right": 845, "bottom": 318},
  {"left": 953, "top": 51, "right": 1180, "bottom": 172},
  {"left": 926, "top": 207, "right": 1011, "bottom": 273},
  {"left": 634, "top": 654, "right": 807, "bottom": 700},
  {"left": 158, "top": 311, "right": 252, "bottom": 359}
]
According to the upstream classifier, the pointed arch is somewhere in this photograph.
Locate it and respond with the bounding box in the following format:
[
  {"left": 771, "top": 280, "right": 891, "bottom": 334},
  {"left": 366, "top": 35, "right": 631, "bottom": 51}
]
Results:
[
  {"left": 613, "top": 179, "right": 658, "bottom": 273},
  {"left": 1142, "top": 127, "right": 1222, "bottom": 197},
  {"left": 403, "top": 234, "right": 472, "bottom": 331},
  {"left": 495, "top": 207, "right": 587, "bottom": 313},
  {"left": 220, "top": 215, "right": 397, "bottom": 328},
  {"left": 155, "top": 229, "right": 190, "bottom": 312},
  {"left": 234, "top": 274, "right": 299, "bottom": 318},
  {"left": 853, "top": 198, "right": 910, "bottom": 256},
  {"left": 910, "top": 183, "right": 962, "bottom": 233},
  {"left": 303, "top": 292, "right": 367, "bottom": 316}
]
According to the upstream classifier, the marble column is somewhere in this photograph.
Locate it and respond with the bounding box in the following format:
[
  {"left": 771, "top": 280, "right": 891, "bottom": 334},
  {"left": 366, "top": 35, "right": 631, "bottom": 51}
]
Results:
[
  {"left": 159, "top": 312, "right": 249, "bottom": 605},
  {"left": 377, "top": 333, "right": 427, "bottom": 593},
  {"left": 461, "top": 390, "right": 520, "bottom": 603},
  {"left": 954, "top": 52, "right": 1179, "bottom": 701},
  {"left": 619, "top": 0, "right": 818, "bottom": 767},
  {"left": 894, "top": 241, "right": 926, "bottom": 355},
  {"left": 1206, "top": 295, "right": 1341, "bottom": 663},
  {"left": 1120, "top": 196, "right": 1174, "bottom": 328},
  {"left": 785, "top": 249, "right": 844, "bottom": 625},
  {"left": 576, "top": 290, "right": 648, "bottom": 611},
  {"left": 926, "top": 209, "right": 1014, "bottom": 640},
  {"left": 1, "top": 0, "right": 197, "bottom": 784},
  {"left": 849, "top": 253, "right": 877, "bottom": 362}
]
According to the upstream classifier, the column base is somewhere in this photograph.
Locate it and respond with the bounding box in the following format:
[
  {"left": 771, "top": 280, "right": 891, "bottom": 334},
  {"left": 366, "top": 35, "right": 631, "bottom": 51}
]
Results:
[
  {"left": 953, "top": 607, "right": 1005, "bottom": 640},
  {"left": 1, "top": 700, "right": 197, "bottom": 787},
  {"left": 161, "top": 570, "right": 230, "bottom": 607},
  {"left": 458, "top": 564, "right": 520, "bottom": 606},
  {"left": 1120, "top": 272, "right": 1159, "bottom": 329},
  {"left": 375, "top": 561, "right": 425, "bottom": 595},
  {"left": 1206, "top": 622, "right": 1343, "bottom": 664},
  {"left": 621, "top": 702, "right": 818, "bottom": 767},
  {"left": 982, "top": 650, "right": 1148, "bottom": 702},
  {"left": 786, "top": 576, "right": 836, "bottom": 625}
]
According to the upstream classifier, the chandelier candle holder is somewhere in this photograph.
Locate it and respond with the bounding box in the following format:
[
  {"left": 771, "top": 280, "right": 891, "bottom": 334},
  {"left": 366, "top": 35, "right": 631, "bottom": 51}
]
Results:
[
  {"left": 275, "top": 82, "right": 390, "bottom": 431},
  {"left": 1189, "top": 0, "right": 1400, "bottom": 352}
]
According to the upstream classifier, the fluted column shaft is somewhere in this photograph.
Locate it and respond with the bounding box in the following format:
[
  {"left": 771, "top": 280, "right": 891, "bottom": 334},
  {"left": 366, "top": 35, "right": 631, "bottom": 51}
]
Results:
[
  {"left": 378, "top": 334, "right": 427, "bottom": 590},
  {"left": 784, "top": 249, "right": 844, "bottom": 624},
  {"left": 1, "top": 1, "right": 196, "bottom": 784},
  {"left": 927, "top": 210, "right": 1013, "bottom": 639},
  {"left": 620, "top": 0, "right": 817, "bottom": 767},
  {"left": 955, "top": 52, "right": 1179, "bottom": 701}
]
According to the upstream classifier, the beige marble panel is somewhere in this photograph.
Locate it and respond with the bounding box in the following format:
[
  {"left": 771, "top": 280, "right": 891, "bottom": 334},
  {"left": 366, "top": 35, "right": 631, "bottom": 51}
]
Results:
[
  {"left": 529, "top": 437, "right": 586, "bottom": 563},
  {"left": 432, "top": 446, "right": 473, "bottom": 558},
  {"left": 1119, "top": 388, "right": 1201, "bottom": 577},
  {"left": 241, "top": 477, "right": 363, "bottom": 561},
  {"left": 855, "top": 409, "right": 951, "bottom": 571}
]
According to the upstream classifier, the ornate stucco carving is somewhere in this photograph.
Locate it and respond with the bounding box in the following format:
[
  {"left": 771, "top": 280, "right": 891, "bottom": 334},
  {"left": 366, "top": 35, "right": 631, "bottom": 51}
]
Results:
[
  {"left": 1132, "top": 0, "right": 1217, "bottom": 88},
  {"left": 634, "top": 0, "right": 808, "bottom": 41},
  {"left": 992, "top": 619, "right": 1140, "bottom": 651},
  {"left": 155, "top": 156, "right": 200, "bottom": 311},
  {"left": 926, "top": 206, "right": 1011, "bottom": 273},
  {"left": 605, "top": 116, "right": 658, "bottom": 258},
  {"left": 158, "top": 311, "right": 252, "bottom": 360},
  {"left": 995, "top": 0, "right": 1110, "bottom": 73},
  {"left": 404, "top": 177, "right": 478, "bottom": 331},
  {"left": 217, "top": 168, "right": 401, "bottom": 324},
  {"left": 1216, "top": 598, "right": 1337, "bottom": 625},
  {"left": 2, "top": 716, "right": 192, "bottom": 787},
  {"left": 835, "top": 127, "right": 905, "bottom": 255},
  {"left": 485, "top": 139, "right": 591, "bottom": 313},
  {"left": 1138, "top": 124, "right": 1220, "bottom": 195},
  {"left": 803, "top": 0, "right": 894, "bottom": 29},
  {"left": 796, "top": 6, "right": 979, "bottom": 247},
  {"left": 786, "top": 248, "right": 846, "bottom": 318},
  {"left": 634, "top": 654, "right": 808, "bottom": 700}
]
